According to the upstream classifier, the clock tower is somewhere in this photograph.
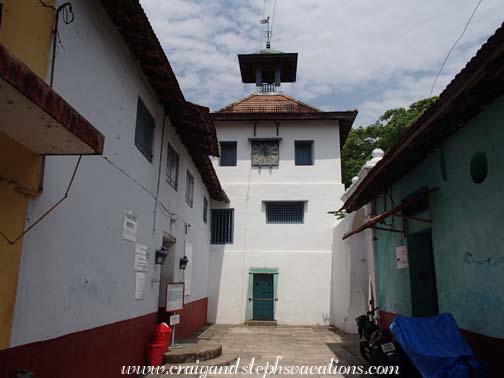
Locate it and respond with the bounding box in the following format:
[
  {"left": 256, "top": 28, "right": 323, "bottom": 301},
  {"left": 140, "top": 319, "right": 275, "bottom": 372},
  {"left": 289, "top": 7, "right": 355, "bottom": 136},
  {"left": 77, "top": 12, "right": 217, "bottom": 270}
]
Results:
[{"left": 208, "top": 38, "right": 358, "bottom": 326}]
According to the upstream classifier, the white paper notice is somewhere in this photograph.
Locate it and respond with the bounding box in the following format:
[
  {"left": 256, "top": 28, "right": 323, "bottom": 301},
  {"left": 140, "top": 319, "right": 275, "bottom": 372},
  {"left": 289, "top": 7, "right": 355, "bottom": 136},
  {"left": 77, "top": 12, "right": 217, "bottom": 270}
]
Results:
[
  {"left": 135, "top": 272, "right": 146, "bottom": 300},
  {"left": 166, "top": 283, "right": 184, "bottom": 311},
  {"left": 169, "top": 314, "right": 180, "bottom": 326},
  {"left": 396, "top": 246, "right": 409, "bottom": 269},
  {"left": 184, "top": 241, "right": 193, "bottom": 296},
  {"left": 134, "top": 244, "right": 148, "bottom": 272},
  {"left": 122, "top": 210, "right": 138, "bottom": 242}
]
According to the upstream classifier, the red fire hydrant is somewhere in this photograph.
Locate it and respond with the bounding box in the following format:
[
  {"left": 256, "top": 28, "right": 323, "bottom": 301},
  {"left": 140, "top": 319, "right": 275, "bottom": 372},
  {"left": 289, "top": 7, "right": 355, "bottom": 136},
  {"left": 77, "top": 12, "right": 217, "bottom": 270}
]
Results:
[{"left": 147, "top": 323, "right": 172, "bottom": 366}]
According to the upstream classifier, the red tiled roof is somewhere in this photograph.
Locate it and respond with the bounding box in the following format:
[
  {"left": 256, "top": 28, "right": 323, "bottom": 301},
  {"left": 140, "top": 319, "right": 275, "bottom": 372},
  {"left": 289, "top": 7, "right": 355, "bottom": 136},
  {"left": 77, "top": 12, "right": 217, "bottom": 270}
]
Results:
[{"left": 217, "top": 93, "right": 320, "bottom": 113}]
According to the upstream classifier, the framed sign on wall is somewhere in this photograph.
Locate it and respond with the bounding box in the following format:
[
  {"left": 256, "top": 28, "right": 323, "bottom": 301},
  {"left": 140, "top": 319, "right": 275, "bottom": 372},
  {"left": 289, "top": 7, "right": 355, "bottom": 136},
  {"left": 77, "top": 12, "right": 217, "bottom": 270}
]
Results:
[{"left": 166, "top": 282, "right": 184, "bottom": 312}]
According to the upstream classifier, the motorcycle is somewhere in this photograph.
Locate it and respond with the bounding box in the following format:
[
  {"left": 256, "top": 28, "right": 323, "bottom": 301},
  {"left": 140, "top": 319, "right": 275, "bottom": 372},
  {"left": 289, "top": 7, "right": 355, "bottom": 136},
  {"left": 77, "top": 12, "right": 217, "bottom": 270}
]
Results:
[{"left": 356, "top": 304, "right": 396, "bottom": 367}]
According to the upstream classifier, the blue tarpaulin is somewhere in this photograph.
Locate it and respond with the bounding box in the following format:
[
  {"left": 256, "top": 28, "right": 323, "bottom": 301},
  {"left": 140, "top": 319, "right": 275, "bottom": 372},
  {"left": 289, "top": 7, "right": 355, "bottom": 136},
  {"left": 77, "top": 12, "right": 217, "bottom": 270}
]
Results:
[{"left": 390, "top": 313, "right": 488, "bottom": 378}]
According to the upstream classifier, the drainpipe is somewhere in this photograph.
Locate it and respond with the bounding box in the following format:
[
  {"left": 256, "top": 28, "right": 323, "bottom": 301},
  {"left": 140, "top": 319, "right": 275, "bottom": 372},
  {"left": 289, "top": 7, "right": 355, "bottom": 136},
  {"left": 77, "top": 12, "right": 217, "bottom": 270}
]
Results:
[
  {"left": 49, "top": 2, "right": 74, "bottom": 87},
  {"left": 153, "top": 111, "right": 167, "bottom": 237},
  {"left": 38, "top": 1, "right": 75, "bottom": 88}
]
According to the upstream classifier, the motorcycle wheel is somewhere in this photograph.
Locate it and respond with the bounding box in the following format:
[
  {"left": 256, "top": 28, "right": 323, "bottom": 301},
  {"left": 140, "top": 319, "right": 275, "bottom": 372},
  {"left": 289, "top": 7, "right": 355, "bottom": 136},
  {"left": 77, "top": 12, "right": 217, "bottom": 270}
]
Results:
[{"left": 359, "top": 341, "right": 373, "bottom": 365}]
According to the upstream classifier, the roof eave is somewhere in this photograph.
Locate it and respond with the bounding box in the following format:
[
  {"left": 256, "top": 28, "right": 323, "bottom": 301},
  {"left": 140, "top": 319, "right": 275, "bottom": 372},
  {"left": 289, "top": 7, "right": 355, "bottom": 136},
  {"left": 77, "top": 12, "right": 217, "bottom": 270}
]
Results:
[{"left": 211, "top": 110, "right": 357, "bottom": 148}]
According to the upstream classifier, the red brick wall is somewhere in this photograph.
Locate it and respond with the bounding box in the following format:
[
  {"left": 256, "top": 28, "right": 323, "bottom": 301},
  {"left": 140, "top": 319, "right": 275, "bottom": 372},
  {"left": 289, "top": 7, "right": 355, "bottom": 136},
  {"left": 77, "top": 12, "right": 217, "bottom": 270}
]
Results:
[
  {"left": 379, "top": 310, "right": 502, "bottom": 378},
  {"left": 0, "top": 312, "right": 157, "bottom": 378},
  {"left": 158, "top": 297, "right": 208, "bottom": 339}
]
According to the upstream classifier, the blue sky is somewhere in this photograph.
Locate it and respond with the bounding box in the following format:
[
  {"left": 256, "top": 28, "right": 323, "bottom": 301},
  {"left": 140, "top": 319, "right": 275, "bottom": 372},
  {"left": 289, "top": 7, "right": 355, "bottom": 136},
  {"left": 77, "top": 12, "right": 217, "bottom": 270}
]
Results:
[{"left": 141, "top": 0, "right": 503, "bottom": 126}]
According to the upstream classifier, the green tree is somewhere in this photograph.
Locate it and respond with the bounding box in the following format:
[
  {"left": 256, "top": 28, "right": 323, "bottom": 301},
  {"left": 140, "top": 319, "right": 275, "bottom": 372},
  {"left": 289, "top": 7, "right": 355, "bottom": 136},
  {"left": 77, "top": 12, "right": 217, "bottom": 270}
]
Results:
[{"left": 342, "top": 97, "right": 437, "bottom": 187}]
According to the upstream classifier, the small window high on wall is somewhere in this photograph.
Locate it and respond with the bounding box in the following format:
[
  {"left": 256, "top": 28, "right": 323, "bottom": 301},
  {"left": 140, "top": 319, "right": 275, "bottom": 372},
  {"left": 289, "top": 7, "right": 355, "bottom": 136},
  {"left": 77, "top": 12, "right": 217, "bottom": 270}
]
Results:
[
  {"left": 203, "top": 197, "right": 208, "bottom": 223},
  {"left": 220, "top": 142, "right": 237, "bottom": 166},
  {"left": 134, "top": 98, "right": 155, "bottom": 162},
  {"left": 265, "top": 201, "right": 305, "bottom": 224},
  {"left": 185, "top": 170, "right": 194, "bottom": 207},
  {"left": 211, "top": 209, "right": 234, "bottom": 244},
  {"left": 295, "top": 141, "right": 314, "bottom": 165},
  {"left": 166, "top": 143, "right": 179, "bottom": 189}
]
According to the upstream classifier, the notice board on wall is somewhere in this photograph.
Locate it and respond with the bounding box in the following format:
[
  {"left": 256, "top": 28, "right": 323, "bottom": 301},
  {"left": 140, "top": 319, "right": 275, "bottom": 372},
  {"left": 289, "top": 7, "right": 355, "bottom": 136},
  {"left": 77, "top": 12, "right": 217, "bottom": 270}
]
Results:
[{"left": 166, "top": 283, "right": 184, "bottom": 312}]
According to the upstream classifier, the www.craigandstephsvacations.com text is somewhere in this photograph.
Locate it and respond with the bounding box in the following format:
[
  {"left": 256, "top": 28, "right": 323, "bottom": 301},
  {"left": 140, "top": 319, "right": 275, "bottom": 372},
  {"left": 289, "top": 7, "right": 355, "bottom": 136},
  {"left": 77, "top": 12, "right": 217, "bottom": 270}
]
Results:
[{"left": 121, "top": 356, "right": 400, "bottom": 376}]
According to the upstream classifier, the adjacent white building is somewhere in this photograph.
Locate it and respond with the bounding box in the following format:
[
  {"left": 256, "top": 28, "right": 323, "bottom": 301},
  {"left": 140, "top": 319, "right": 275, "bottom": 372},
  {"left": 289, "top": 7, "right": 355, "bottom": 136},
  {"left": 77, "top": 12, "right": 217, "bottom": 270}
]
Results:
[
  {"left": 2, "top": 1, "right": 225, "bottom": 376},
  {"left": 207, "top": 46, "right": 357, "bottom": 325}
]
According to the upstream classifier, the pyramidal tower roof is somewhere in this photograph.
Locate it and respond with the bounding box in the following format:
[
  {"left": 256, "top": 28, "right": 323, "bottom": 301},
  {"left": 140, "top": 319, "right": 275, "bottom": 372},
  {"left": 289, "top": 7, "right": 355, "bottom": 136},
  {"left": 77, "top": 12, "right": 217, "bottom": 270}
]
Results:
[{"left": 212, "top": 41, "right": 358, "bottom": 147}]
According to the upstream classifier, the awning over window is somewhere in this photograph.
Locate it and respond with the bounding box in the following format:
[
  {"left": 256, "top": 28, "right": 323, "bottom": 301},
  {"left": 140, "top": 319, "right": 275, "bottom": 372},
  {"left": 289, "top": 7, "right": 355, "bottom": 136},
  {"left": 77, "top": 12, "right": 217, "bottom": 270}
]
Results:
[
  {"left": 342, "top": 189, "right": 434, "bottom": 240},
  {"left": 0, "top": 43, "right": 104, "bottom": 155}
]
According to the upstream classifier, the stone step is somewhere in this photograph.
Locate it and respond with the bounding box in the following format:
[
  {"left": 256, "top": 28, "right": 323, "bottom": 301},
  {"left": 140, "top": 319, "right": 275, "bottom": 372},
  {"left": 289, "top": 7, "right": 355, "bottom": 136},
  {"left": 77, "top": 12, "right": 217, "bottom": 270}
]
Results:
[
  {"left": 247, "top": 320, "right": 277, "bottom": 326},
  {"left": 164, "top": 341, "right": 222, "bottom": 364}
]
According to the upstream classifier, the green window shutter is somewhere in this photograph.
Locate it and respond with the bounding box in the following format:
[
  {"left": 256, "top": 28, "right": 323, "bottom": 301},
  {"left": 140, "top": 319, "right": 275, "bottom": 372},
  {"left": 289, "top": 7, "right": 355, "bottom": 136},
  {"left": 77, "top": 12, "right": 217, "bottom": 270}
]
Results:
[{"left": 134, "top": 98, "right": 155, "bottom": 162}]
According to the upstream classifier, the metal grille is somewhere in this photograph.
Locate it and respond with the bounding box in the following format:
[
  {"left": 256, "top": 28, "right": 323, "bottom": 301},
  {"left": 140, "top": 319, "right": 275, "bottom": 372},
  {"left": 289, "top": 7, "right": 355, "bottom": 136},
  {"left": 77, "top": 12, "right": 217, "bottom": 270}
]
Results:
[
  {"left": 211, "top": 209, "right": 234, "bottom": 244},
  {"left": 260, "top": 84, "right": 276, "bottom": 93},
  {"left": 266, "top": 202, "right": 304, "bottom": 224}
]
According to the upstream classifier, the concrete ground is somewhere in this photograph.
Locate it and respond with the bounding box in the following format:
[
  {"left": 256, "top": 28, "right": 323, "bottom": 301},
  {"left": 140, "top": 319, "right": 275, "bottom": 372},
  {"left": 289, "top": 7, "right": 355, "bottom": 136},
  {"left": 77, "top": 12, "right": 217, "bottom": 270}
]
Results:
[
  {"left": 150, "top": 325, "right": 371, "bottom": 378},
  {"left": 210, "top": 325, "right": 367, "bottom": 377}
]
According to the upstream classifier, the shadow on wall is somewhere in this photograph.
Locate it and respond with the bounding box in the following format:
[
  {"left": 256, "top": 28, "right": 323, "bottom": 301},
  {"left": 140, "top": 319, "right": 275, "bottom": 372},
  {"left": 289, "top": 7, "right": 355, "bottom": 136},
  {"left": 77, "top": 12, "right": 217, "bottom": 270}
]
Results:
[
  {"left": 329, "top": 209, "right": 369, "bottom": 334},
  {"left": 207, "top": 244, "right": 225, "bottom": 324}
]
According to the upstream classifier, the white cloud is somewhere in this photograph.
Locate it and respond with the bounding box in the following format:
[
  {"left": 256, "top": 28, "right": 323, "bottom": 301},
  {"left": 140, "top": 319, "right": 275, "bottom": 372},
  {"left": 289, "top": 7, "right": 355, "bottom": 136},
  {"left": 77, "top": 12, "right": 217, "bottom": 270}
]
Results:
[{"left": 141, "top": 0, "right": 504, "bottom": 125}]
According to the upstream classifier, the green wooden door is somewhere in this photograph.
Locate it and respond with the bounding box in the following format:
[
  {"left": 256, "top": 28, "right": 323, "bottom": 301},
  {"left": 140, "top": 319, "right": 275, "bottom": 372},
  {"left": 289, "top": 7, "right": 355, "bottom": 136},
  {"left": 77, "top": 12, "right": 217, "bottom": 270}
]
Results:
[
  {"left": 408, "top": 230, "right": 439, "bottom": 317},
  {"left": 253, "top": 274, "right": 274, "bottom": 320}
]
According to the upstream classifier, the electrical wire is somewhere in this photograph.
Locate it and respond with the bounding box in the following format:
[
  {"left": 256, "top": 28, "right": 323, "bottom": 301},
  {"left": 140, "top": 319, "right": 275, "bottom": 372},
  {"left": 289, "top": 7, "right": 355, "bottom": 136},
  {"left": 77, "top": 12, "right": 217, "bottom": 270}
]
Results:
[
  {"left": 101, "top": 155, "right": 179, "bottom": 221},
  {"left": 38, "top": 0, "right": 56, "bottom": 11},
  {"left": 0, "top": 156, "right": 82, "bottom": 246},
  {"left": 270, "top": 0, "right": 277, "bottom": 37},
  {"left": 429, "top": 0, "right": 483, "bottom": 97}
]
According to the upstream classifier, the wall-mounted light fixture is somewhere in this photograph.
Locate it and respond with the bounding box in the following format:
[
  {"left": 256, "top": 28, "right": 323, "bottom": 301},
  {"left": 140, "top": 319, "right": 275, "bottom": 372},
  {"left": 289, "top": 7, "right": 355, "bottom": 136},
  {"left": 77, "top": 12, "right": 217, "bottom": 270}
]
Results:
[
  {"left": 179, "top": 255, "right": 189, "bottom": 270},
  {"left": 155, "top": 247, "right": 168, "bottom": 265}
]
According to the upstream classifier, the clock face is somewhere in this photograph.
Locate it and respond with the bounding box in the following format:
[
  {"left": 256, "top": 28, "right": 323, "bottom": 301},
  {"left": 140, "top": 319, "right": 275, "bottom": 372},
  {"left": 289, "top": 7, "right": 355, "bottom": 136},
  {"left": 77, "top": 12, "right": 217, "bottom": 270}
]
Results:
[{"left": 252, "top": 141, "right": 279, "bottom": 166}]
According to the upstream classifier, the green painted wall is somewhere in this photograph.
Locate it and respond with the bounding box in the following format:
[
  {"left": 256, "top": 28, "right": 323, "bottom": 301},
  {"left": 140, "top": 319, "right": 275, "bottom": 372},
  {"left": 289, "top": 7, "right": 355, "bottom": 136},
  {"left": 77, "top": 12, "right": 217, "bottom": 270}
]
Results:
[{"left": 374, "top": 94, "right": 504, "bottom": 338}]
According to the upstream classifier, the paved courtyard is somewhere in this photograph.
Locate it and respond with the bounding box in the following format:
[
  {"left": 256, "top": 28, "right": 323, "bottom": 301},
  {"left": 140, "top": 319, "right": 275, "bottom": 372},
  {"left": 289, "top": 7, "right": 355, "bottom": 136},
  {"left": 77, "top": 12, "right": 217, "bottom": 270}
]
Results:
[
  {"left": 149, "top": 325, "right": 371, "bottom": 378},
  {"left": 210, "top": 325, "right": 367, "bottom": 377}
]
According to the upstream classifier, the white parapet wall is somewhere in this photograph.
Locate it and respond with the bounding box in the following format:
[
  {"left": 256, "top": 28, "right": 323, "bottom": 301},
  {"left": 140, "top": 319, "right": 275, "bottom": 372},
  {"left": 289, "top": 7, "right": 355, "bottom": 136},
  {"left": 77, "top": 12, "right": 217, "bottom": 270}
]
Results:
[{"left": 329, "top": 149, "right": 384, "bottom": 333}]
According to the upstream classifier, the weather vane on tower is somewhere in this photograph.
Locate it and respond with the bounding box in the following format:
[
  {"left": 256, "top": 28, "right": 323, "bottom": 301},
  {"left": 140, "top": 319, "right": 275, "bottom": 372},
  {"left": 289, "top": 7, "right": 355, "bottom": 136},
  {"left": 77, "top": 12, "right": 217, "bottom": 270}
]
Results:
[{"left": 259, "top": 16, "right": 272, "bottom": 49}]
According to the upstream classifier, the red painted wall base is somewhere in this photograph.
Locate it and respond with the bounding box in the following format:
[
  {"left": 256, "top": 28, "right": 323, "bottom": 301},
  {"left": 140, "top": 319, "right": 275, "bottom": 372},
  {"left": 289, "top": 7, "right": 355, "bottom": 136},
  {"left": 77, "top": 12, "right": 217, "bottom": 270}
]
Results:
[
  {"left": 0, "top": 312, "right": 157, "bottom": 378},
  {"left": 379, "top": 310, "right": 503, "bottom": 378},
  {"left": 158, "top": 297, "right": 208, "bottom": 339}
]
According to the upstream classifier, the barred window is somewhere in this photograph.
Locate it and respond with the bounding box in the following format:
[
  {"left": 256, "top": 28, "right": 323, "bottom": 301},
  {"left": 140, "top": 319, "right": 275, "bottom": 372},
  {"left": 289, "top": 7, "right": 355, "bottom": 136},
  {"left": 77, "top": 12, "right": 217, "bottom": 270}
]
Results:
[
  {"left": 211, "top": 209, "right": 234, "bottom": 244},
  {"left": 265, "top": 202, "right": 305, "bottom": 224}
]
